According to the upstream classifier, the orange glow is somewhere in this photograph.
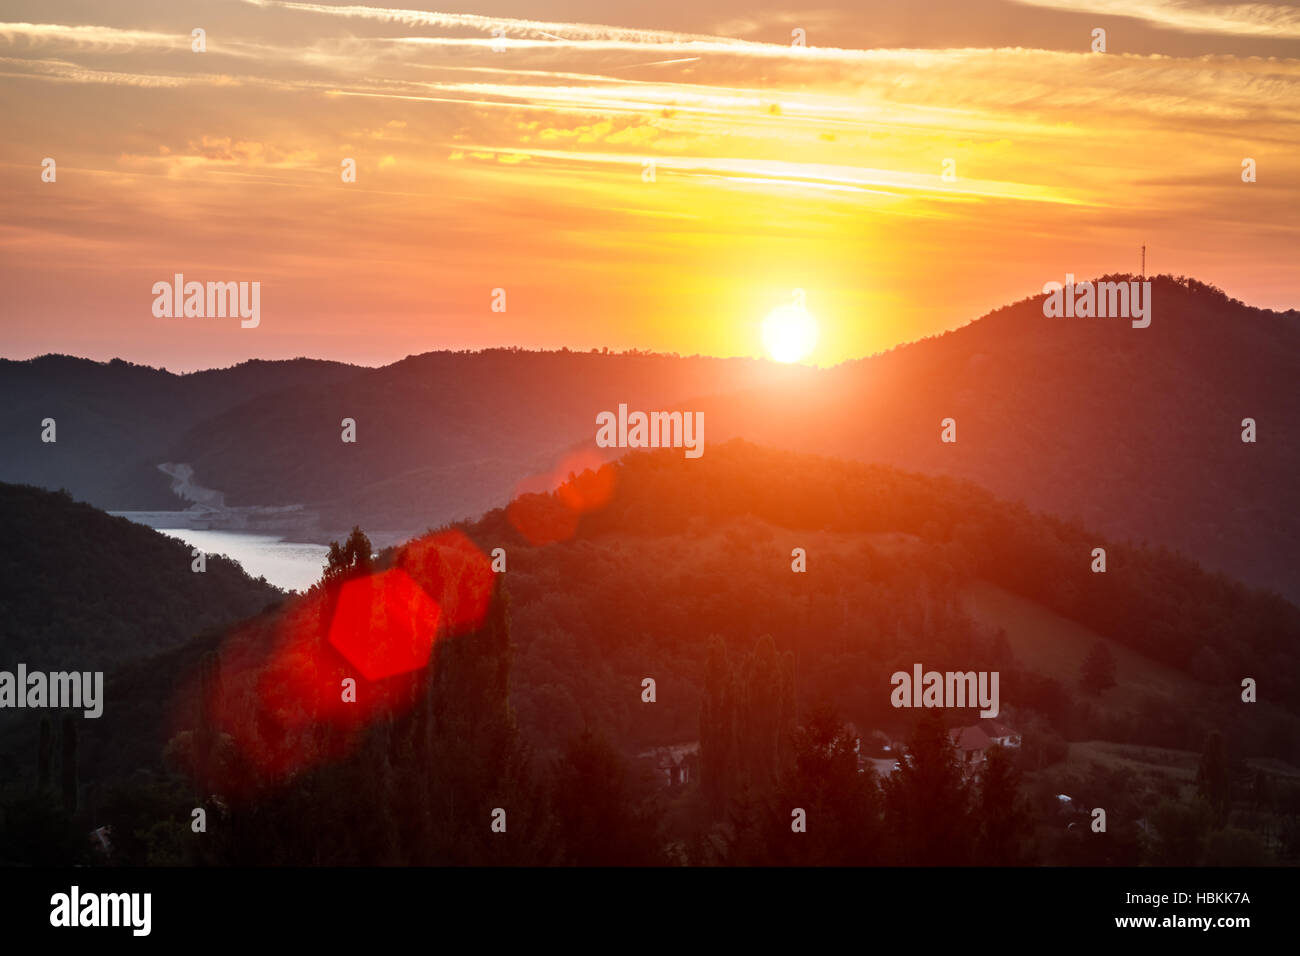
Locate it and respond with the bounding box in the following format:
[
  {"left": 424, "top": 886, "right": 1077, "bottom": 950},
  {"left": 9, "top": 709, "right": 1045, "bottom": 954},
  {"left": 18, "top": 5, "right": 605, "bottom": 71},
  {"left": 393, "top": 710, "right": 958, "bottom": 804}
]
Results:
[
  {"left": 396, "top": 530, "right": 495, "bottom": 637},
  {"left": 3, "top": 9, "right": 1293, "bottom": 370},
  {"left": 508, "top": 451, "right": 618, "bottom": 545},
  {"left": 191, "top": 530, "right": 497, "bottom": 790},
  {"left": 199, "top": 589, "right": 419, "bottom": 789}
]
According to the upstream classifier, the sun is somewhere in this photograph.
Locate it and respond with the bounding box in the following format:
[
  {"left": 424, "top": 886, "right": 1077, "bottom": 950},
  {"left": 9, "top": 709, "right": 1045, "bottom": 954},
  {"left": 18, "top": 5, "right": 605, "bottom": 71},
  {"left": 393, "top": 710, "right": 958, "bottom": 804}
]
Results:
[{"left": 762, "top": 303, "right": 818, "bottom": 363}]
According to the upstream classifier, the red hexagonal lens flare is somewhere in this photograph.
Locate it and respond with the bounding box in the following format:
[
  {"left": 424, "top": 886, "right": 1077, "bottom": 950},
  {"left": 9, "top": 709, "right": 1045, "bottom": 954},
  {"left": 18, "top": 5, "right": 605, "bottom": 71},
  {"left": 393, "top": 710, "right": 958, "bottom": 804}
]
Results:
[
  {"left": 327, "top": 568, "right": 442, "bottom": 682},
  {"left": 507, "top": 451, "right": 617, "bottom": 546},
  {"left": 396, "top": 530, "right": 494, "bottom": 637}
]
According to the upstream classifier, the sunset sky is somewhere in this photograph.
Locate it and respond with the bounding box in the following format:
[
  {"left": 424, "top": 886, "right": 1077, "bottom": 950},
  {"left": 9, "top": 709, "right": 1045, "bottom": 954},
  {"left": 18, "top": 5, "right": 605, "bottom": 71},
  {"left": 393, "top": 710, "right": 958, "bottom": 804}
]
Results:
[{"left": 1, "top": 0, "right": 1297, "bottom": 371}]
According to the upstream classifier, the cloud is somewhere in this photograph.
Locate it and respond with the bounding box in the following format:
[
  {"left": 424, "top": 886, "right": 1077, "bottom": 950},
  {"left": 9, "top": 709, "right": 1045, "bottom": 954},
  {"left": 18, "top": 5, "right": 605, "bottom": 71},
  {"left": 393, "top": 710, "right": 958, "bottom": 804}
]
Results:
[
  {"left": 0, "top": 55, "right": 199, "bottom": 86},
  {"left": 241, "top": 0, "right": 751, "bottom": 44},
  {"left": 0, "top": 22, "right": 189, "bottom": 51},
  {"left": 1007, "top": 0, "right": 1300, "bottom": 38},
  {"left": 450, "top": 145, "right": 1092, "bottom": 205},
  {"left": 0, "top": 21, "right": 268, "bottom": 57}
]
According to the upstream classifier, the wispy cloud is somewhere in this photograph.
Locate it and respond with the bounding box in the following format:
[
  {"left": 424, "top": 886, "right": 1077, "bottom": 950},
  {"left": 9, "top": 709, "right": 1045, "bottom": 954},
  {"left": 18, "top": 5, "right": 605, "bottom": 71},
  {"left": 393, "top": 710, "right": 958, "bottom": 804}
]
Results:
[
  {"left": 1, "top": 0, "right": 1295, "bottom": 369},
  {"left": 452, "top": 145, "right": 1093, "bottom": 205},
  {"left": 240, "top": 0, "right": 751, "bottom": 44},
  {"left": 1007, "top": 0, "right": 1300, "bottom": 38}
]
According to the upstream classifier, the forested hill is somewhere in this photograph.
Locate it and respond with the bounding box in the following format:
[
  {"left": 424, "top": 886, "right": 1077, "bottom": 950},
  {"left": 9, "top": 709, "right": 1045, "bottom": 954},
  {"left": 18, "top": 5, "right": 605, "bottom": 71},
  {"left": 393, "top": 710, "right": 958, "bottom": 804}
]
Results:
[
  {"left": 164, "top": 349, "right": 809, "bottom": 530},
  {"left": 697, "top": 276, "right": 1300, "bottom": 601},
  {"left": 461, "top": 440, "right": 1299, "bottom": 758},
  {"left": 4, "top": 279, "right": 1294, "bottom": 601},
  {"left": 0, "top": 482, "right": 282, "bottom": 673},
  {"left": 6, "top": 442, "right": 1295, "bottom": 866},
  {"left": 0, "top": 355, "right": 359, "bottom": 509}
]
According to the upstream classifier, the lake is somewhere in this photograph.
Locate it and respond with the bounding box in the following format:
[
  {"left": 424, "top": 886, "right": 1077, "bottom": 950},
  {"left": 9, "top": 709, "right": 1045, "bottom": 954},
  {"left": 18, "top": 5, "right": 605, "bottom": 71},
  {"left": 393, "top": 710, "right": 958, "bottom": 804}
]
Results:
[{"left": 155, "top": 529, "right": 329, "bottom": 593}]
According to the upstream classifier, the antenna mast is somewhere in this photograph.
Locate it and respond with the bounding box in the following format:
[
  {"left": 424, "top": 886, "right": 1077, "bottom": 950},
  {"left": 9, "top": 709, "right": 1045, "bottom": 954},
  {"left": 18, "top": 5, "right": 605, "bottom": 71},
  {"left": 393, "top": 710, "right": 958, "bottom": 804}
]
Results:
[{"left": 1141, "top": 244, "right": 1146, "bottom": 278}]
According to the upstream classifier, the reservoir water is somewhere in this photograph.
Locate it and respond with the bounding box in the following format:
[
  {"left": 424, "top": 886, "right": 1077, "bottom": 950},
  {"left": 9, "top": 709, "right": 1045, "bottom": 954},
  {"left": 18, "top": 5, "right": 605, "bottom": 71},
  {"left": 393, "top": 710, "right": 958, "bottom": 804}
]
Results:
[{"left": 155, "top": 529, "right": 329, "bottom": 593}]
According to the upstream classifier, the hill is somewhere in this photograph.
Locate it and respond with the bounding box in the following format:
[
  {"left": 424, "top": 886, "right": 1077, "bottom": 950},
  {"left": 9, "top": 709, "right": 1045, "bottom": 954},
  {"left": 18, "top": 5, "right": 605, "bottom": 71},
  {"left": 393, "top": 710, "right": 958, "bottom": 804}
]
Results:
[
  {"left": 82, "top": 439, "right": 1296, "bottom": 780},
  {"left": 464, "top": 441, "right": 1299, "bottom": 759},
  {"left": 698, "top": 276, "right": 1300, "bottom": 600},
  {"left": 7, "top": 276, "right": 1289, "bottom": 598},
  {"left": 164, "top": 349, "right": 811, "bottom": 533},
  {"left": 6, "top": 442, "right": 1297, "bottom": 866},
  {"left": 0, "top": 482, "right": 282, "bottom": 673},
  {"left": 0, "top": 355, "right": 359, "bottom": 510}
]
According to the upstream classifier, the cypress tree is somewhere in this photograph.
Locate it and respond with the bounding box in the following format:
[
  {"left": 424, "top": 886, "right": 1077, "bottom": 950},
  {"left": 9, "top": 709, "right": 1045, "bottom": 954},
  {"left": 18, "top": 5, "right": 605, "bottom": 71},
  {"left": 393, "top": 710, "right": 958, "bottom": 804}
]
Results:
[
  {"left": 60, "top": 716, "right": 77, "bottom": 815},
  {"left": 37, "top": 717, "right": 53, "bottom": 791},
  {"left": 1197, "top": 730, "right": 1231, "bottom": 825}
]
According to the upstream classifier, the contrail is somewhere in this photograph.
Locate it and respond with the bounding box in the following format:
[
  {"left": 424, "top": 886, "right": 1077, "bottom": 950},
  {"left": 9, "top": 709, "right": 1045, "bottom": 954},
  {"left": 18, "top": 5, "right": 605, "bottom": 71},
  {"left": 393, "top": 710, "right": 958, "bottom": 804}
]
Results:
[{"left": 624, "top": 57, "right": 702, "bottom": 68}]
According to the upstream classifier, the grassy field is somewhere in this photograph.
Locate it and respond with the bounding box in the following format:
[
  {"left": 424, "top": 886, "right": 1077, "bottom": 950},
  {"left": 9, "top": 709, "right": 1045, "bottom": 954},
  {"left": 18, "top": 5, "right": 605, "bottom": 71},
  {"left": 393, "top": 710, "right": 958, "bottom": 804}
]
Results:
[{"left": 960, "top": 578, "right": 1203, "bottom": 711}]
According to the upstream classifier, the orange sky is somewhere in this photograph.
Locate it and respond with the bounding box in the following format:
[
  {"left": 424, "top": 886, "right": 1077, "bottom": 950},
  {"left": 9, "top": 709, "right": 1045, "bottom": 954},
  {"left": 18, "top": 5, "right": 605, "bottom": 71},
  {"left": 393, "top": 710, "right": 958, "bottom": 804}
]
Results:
[{"left": 1, "top": 0, "right": 1297, "bottom": 371}]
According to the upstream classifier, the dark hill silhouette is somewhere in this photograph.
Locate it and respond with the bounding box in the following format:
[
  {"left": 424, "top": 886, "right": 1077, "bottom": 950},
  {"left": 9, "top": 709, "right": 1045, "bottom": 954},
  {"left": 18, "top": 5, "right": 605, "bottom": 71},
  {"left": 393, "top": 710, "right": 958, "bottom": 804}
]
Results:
[
  {"left": 6, "top": 442, "right": 1297, "bottom": 866},
  {"left": 166, "top": 277, "right": 1300, "bottom": 599},
  {"left": 0, "top": 482, "right": 282, "bottom": 674},
  {"left": 696, "top": 276, "right": 1300, "bottom": 600},
  {"left": 0, "top": 355, "right": 359, "bottom": 509},
  {"left": 460, "top": 440, "right": 1299, "bottom": 756},
  {"left": 0, "top": 482, "right": 284, "bottom": 792},
  {"left": 1, "top": 276, "right": 1293, "bottom": 597},
  {"left": 165, "top": 349, "right": 812, "bottom": 531}
]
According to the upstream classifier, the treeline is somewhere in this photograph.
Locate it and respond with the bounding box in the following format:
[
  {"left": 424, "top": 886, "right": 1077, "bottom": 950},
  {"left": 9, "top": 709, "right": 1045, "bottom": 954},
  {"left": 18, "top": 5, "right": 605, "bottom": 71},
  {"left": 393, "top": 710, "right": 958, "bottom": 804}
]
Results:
[
  {"left": 458, "top": 442, "right": 1299, "bottom": 760},
  {"left": 6, "top": 442, "right": 1299, "bottom": 865},
  {"left": 0, "top": 483, "right": 281, "bottom": 673},
  {"left": 0, "top": 576, "right": 1026, "bottom": 866}
]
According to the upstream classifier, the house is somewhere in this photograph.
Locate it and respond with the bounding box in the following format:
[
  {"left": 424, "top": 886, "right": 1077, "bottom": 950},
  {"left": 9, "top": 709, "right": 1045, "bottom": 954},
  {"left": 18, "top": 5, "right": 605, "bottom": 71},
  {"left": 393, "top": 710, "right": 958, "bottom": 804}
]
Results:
[
  {"left": 948, "top": 719, "right": 1022, "bottom": 777},
  {"left": 638, "top": 743, "right": 699, "bottom": 788},
  {"left": 977, "top": 718, "right": 1022, "bottom": 748},
  {"left": 656, "top": 748, "right": 697, "bottom": 787},
  {"left": 949, "top": 725, "right": 993, "bottom": 770}
]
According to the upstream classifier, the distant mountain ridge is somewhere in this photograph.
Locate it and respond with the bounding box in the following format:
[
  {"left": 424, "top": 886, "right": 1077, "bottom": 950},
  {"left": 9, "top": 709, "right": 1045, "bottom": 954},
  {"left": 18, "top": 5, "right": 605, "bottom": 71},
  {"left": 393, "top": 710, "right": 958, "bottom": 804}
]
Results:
[
  {"left": 0, "top": 348, "right": 811, "bottom": 536},
  {"left": 166, "top": 349, "right": 810, "bottom": 533},
  {"left": 1, "top": 275, "right": 1294, "bottom": 598},
  {"left": 697, "top": 276, "right": 1300, "bottom": 600},
  {"left": 0, "top": 355, "right": 358, "bottom": 509}
]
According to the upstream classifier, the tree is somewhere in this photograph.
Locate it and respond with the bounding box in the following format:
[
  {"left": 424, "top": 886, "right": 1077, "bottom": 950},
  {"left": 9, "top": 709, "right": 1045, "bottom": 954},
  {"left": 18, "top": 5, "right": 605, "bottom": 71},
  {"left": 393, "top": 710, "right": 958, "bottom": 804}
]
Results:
[
  {"left": 698, "top": 634, "right": 795, "bottom": 815},
  {"left": 699, "top": 637, "right": 736, "bottom": 814},
  {"left": 785, "top": 703, "right": 880, "bottom": 863},
  {"left": 1202, "top": 827, "right": 1270, "bottom": 865},
  {"left": 37, "top": 717, "right": 52, "bottom": 791},
  {"left": 724, "top": 703, "right": 880, "bottom": 866},
  {"left": 1081, "top": 640, "right": 1117, "bottom": 695},
  {"left": 883, "top": 711, "right": 974, "bottom": 864},
  {"left": 322, "top": 526, "right": 373, "bottom": 586},
  {"left": 60, "top": 717, "right": 78, "bottom": 815},
  {"left": 975, "top": 743, "right": 1029, "bottom": 864},
  {"left": 549, "top": 727, "right": 664, "bottom": 865},
  {"left": 738, "top": 634, "right": 788, "bottom": 792},
  {"left": 1196, "top": 730, "right": 1231, "bottom": 825},
  {"left": 1146, "top": 798, "right": 1212, "bottom": 865},
  {"left": 1190, "top": 645, "right": 1226, "bottom": 684}
]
